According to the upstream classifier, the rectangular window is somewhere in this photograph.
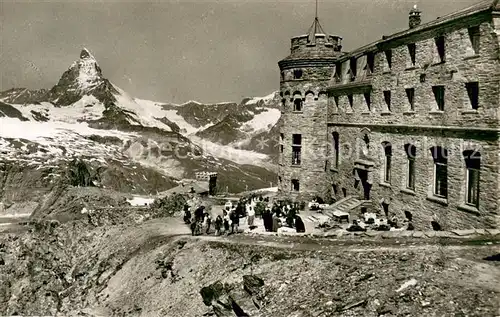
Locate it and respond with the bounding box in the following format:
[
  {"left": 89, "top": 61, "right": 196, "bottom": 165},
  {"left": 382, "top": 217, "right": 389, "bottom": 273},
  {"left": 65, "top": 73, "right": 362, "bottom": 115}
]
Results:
[
  {"left": 292, "top": 134, "right": 301, "bottom": 165},
  {"left": 467, "top": 168, "right": 480, "bottom": 206},
  {"left": 432, "top": 86, "right": 445, "bottom": 111},
  {"left": 332, "top": 132, "right": 339, "bottom": 169},
  {"left": 383, "top": 90, "right": 391, "bottom": 111},
  {"left": 383, "top": 142, "right": 392, "bottom": 183},
  {"left": 464, "top": 150, "right": 480, "bottom": 207},
  {"left": 435, "top": 163, "right": 448, "bottom": 198},
  {"left": 407, "top": 43, "right": 416, "bottom": 66},
  {"left": 384, "top": 50, "right": 392, "bottom": 69},
  {"left": 468, "top": 26, "right": 480, "bottom": 55},
  {"left": 405, "top": 144, "right": 416, "bottom": 190},
  {"left": 347, "top": 94, "right": 354, "bottom": 110},
  {"left": 465, "top": 82, "right": 479, "bottom": 110},
  {"left": 435, "top": 36, "right": 446, "bottom": 62},
  {"left": 406, "top": 88, "right": 415, "bottom": 111},
  {"left": 431, "top": 147, "right": 448, "bottom": 198},
  {"left": 364, "top": 93, "right": 371, "bottom": 111},
  {"left": 291, "top": 179, "right": 300, "bottom": 192}
]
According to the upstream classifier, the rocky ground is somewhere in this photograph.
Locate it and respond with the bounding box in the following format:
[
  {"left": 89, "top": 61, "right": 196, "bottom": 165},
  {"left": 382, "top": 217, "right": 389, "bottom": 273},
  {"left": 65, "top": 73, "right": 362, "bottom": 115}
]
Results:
[{"left": 0, "top": 206, "right": 499, "bottom": 317}]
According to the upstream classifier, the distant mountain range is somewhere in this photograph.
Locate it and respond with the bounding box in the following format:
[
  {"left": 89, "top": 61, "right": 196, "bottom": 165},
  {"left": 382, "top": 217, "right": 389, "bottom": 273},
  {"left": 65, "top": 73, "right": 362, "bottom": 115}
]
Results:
[{"left": 0, "top": 48, "right": 281, "bottom": 213}]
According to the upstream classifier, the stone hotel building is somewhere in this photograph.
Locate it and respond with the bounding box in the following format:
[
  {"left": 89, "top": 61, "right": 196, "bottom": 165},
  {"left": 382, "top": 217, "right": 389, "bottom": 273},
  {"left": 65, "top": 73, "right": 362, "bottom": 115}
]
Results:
[{"left": 277, "top": 0, "right": 500, "bottom": 230}]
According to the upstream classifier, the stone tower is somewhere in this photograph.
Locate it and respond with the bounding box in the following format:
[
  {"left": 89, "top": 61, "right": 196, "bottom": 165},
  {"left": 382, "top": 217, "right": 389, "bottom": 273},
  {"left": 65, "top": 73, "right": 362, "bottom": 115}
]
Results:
[{"left": 277, "top": 13, "right": 343, "bottom": 202}]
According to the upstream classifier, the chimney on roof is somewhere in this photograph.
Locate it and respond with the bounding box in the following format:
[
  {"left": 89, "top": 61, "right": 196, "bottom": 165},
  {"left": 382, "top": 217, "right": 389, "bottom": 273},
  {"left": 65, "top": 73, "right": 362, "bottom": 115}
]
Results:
[{"left": 409, "top": 5, "right": 422, "bottom": 29}]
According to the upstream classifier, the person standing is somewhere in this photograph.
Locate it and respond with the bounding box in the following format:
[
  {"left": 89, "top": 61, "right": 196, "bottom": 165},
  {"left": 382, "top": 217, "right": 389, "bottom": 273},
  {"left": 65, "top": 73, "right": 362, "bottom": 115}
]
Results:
[
  {"left": 205, "top": 214, "right": 212, "bottom": 234},
  {"left": 231, "top": 209, "right": 239, "bottom": 234},
  {"left": 183, "top": 205, "right": 191, "bottom": 224},
  {"left": 295, "top": 215, "right": 305, "bottom": 233},
  {"left": 223, "top": 211, "right": 230, "bottom": 235},
  {"left": 247, "top": 204, "right": 255, "bottom": 227},
  {"left": 214, "top": 215, "right": 222, "bottom": 236}
]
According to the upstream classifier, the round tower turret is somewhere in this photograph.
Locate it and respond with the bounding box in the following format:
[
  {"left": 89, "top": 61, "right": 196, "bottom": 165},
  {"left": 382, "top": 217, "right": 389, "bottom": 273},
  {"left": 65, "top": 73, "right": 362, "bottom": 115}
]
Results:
[{"left": 277, "top": 17, "right": 343, "bottom": 202}]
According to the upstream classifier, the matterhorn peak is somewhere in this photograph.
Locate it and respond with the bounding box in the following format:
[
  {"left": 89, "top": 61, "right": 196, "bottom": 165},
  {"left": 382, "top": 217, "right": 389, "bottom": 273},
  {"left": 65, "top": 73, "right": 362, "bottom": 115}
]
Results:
[
  {"left": 65, "top": 48, "right": 103, "bottom": 90},
  {"left": 79, "top": 47, "right": 96, "bottom": 60}
]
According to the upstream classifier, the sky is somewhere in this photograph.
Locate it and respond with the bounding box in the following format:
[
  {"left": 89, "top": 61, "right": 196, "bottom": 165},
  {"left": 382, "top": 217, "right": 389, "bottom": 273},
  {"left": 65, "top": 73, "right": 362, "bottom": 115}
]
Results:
[{"left": 0, "top": 0, "right": 480, "bottom": 104}]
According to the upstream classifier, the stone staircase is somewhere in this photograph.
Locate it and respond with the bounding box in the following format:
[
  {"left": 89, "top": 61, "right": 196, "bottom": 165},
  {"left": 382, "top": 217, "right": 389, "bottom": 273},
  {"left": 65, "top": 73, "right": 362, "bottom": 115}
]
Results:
[
  {"left": 323, "top": 196, "right": 364, "bottom": 222},
  {"left": 303, "top": 196, "right": 365, "bottom": 225}
]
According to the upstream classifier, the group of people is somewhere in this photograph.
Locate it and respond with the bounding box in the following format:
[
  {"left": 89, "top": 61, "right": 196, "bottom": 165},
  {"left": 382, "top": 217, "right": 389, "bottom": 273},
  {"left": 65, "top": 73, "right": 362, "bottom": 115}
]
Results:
[
  {"left": 183, "top": 203, "right": 241, "bottom": 236},
  {"left": 182, "top": 195, "right": 307, "bottom": 236}
]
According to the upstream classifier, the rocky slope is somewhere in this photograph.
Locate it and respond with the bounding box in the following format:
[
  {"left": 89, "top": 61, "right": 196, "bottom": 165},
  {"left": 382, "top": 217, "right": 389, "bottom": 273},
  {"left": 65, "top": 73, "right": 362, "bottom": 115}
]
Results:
[{"left": 1, "top": 213, "right": 499, "bottom": 316}]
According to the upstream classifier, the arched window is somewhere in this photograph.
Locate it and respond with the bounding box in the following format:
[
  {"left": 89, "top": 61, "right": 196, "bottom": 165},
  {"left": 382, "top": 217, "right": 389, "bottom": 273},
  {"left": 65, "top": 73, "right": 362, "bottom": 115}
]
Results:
[
  {"left": 430, "top": 146, "right": 448, "bottom": 198},
  {"left": 463, "top": 150, "right": 480, "bottom": 207},
  {"left": 382, "top": 142, "right": 392, "bottom": 184},
  {"left": 404, "top": 144, "right": 417, "bottom": 190},
  {"left": 332, "top": 132, "right": 340, "bottom": 169}
]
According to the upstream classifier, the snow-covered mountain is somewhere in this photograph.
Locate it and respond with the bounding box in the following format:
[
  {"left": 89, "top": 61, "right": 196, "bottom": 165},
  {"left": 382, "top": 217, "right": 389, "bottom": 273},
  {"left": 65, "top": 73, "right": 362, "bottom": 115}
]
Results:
[{"left": 0, "top": 49, "right": 280, "bottom": 211}]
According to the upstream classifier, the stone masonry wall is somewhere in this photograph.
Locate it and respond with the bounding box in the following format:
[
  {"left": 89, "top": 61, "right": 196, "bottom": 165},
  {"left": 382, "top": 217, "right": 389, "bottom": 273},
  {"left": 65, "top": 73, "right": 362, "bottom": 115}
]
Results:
[
  {"left": 325, "top": 126, "right": 500, "bottom": 230},
  {"left": 328, "top": 19, "right": 500, "bottom": 128},
  {"left": 278, "top": 80, "right": 331, "bottom": 202},
  {"left": 324, "top": 15, "right": 500, "bottom": 230}
]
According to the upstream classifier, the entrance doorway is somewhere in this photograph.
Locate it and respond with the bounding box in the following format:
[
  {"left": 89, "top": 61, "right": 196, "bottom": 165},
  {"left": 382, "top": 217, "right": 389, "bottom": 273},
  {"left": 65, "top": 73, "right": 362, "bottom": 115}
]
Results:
[{"left": 356, "top": 169, "right": 371, "bottom": 200}]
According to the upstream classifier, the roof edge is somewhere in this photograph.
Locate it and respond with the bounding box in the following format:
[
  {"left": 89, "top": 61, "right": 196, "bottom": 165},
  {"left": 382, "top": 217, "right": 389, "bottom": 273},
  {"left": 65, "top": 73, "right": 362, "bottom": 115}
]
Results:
[{"left": 335, "top": 0, "right": 495, "bottom": 61}]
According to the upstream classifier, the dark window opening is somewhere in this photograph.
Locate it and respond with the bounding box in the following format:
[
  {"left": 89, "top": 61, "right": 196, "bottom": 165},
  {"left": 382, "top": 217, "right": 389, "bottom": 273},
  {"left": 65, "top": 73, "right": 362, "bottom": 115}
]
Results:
[
  {"left": 367, "top": 52, "right": 375, "bottom": 74},
  {"left": 406, "top": 88, "right": 415, "bottom": 111},
  {"left": 342, "top": 187, "right": 347, "bottom": 197},
  {"left": 291, "top": 179, "right": 300, "bottom": 192},
  {"left": 468, "top": 26, "right": 480, "bottom": 55},
  {"left": 405, "top": 144, "right": 416, "bottom": 190},
  {"left": 292, "top": 134, "right": 302, "bottom": 166},
  {"left": 382, "top": 142, "right": 392, "bottom": 183},
  {"left": 434, "top": 36, "right": 446, "bottom": 62},
  {"left": 407, "top": 43, "right": 416, "bottom": 66},
  {"left": 334, "top": 96, "right": 339, "bottom": 108},
  {"left": 347, "top": 95, "right": 354, "bottom": 109},
  {"left": 334, "top": 63, "right": 342, "bottom": 82},
  {"left": 293, "top": 98, "right": 303, "bottom": 112},
  {"left": 332, "top": 184, "right": 338, "bottom": 196},
  {"left": 466, "top": 82, "right": 479, "bottom": 110},
  {"left": 349, "top": 57, "right": 357, "bottom": 81},
  {"left": 432, "top": 86, "right": 445, "bottom": 111},
  {"left": 293, "top": 69, "right": 303, "bottom": 79},
  {"left": 463, "top": 150, "right": 480, "bottom": 207},
  {"left": 332, "top": 132, "right": 339, "bottom": 169},
  {"left": 430, "top": 146, "right": 448, "bottom": 198},
  {"left": 280, "top": 145, "right": 284, "bottom": 153},
  {"left": 420, "top": 74, "right": 426, "bottom": 83},
  {"left": 383, "top": 90, "right": 391, "bottom": 111},
  {"left": 384, "top": 50, "right": 392, "bottom": 69},
  {"left": 364, "top": 93, "right": 371, "bottom": 111}
]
